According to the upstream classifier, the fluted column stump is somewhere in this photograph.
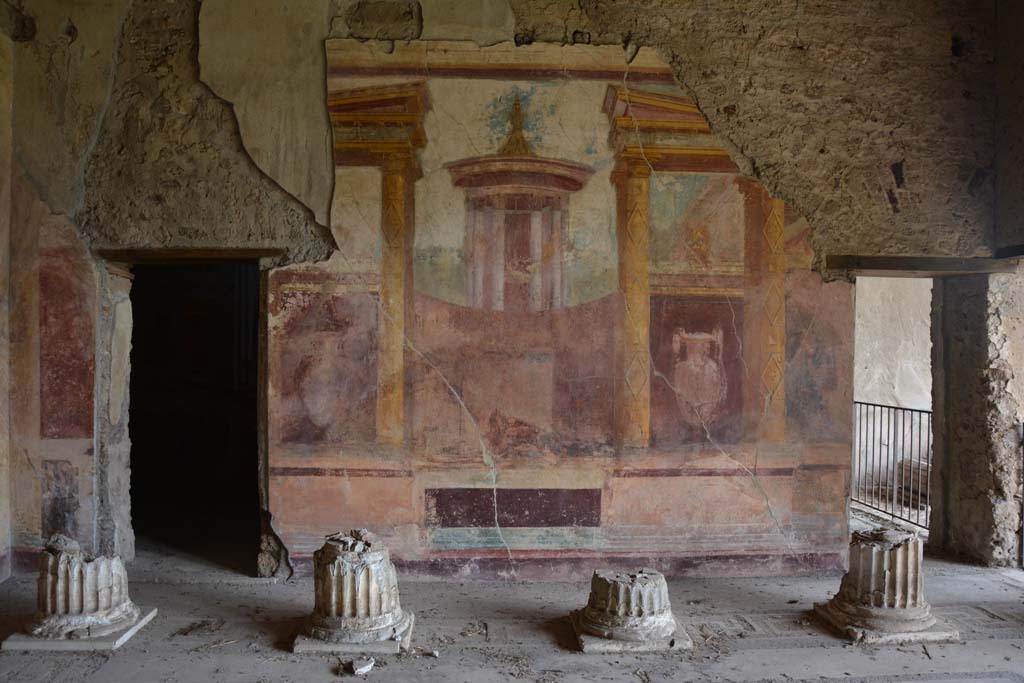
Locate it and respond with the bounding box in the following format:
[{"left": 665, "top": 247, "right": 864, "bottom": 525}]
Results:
[
  {"left": 293, "top": 529, "right": 414, "bottom": 654},
  {"left": 814, "top": 529, "right": 959, "bottom": 644},
  {"left": 570, "top": 568, "right": 692, "bottom": 653},
  {"left": 1, "top": 535, "right": 157, "bottom": 652}
]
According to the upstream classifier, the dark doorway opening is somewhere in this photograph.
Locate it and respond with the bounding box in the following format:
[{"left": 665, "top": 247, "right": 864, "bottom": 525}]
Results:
[{"left": 129, "top": 262, "right": 260, "bottom": 575}]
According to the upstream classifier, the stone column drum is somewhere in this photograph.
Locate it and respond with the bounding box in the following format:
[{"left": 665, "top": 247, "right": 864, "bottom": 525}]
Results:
[
  {"left": 814, "top": 529, "right": 958, "bottom": 643},
  {"left": 295, "top": 529, "right": 414, "bottom": 653},
  {"left": 571, "top": 568, "right": 691, "bottom": 652},
  {"left": 30, "top": 535, "right": 141, "bottom": 639}
]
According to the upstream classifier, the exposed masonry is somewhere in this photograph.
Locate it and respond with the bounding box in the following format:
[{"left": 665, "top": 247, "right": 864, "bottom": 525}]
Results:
[
  {"left": 17, "top": 1, "right": 1002, "bottom": 265},
  {"left": 94, "top": 267, "right": 133, "bottom": 560},
  {"left": 930, "top": 271, "right": 1024, "bottom": 566},
  {"left": 12, "top": 0, "right": 335, "bottom": 569},
  {"left": 509, "top": 0, "right": 998, "bottom": 265},
  {"left": 75, "top": 0, "right": 334, "bottom": 264}
]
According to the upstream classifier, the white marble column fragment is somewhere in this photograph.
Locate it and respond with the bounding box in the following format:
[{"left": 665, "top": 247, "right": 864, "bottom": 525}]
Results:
[
  {"left": 571, "top": 568, "right": 692, "bottom": 653},
  {"left": 294, "top": 529, "right": 414, "bottom": 654},
  {"left": 2, "top": 534, "right": 157, "bottom": 651},
  {"left": 814, "top": 529, "right": 959, "bottom": 644},
  {"left": 30, "top": 535, "right": 141, "bottom": 639}
]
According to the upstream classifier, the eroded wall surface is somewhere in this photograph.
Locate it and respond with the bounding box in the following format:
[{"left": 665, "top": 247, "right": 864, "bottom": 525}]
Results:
[
  {"left": 931, "top": 270, "right": 1024, "bottom": 565},
  {"left": 995, "top": 0, "right": 1023, "bottom": 249},
  {"left": 509, "top": 0, "right": 997, "bottom": 262},
  {"left": 6, "top": 0, "right": 334, "bottom": 567},
  {"left": 198, "top": 1, "right": 1000, "bottom": 266},
  {"left": 264, "top": 40, "right": 854, "bottom": 578}
]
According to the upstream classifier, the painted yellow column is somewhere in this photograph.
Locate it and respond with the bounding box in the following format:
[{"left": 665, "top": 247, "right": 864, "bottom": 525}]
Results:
[
  {"left": 761, "top": 198, "right": 786, "bottom": 443},
  {"left": 377, "top": 154, "right": 412, "bottom": 445},
  {"left": 613, "top": 160, "right": 651, "bottom": 448}
]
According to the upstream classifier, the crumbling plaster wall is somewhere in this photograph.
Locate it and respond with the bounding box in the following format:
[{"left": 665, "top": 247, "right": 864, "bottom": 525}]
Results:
[
  {"left": 73, "top": 0, "right": 334, "bottom": 261},
  {"left": 12, "top": 0, "right": 333, "bottom": 261},
  {"left": 7, "top": 0, "right": 334, "bottom": 566},
  {"left": 995, "top": 0, "right": 1023, "bottom": 249},
  {"left": 509, "top": 0, "right": 997, "bottom": 262},
  {"left": 198, "top": 0, "right": 999, "bottom": 266},
  {"left": 931, "top": 270, "right": 1024, "bottom": 566},
  {"left": 853, "top": 277, "right": 932, "bottom": 410}
]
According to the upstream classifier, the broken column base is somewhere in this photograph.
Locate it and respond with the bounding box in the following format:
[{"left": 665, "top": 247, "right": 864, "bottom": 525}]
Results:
[
  {"left": 292, "top": 612, "right": 414, "bottom": 655},
  {"left": 570, "top": 611, "right": 692, "bottom": 654},
  {"left": 1, "top": 607, "right": 158, "bottom": 652},
  {"left": 813, "top": 601, "right": 958, "bottom": 645}
]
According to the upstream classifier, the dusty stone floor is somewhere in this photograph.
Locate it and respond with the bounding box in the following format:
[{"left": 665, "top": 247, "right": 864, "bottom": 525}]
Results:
[{"left": 1, "top": 543, "right": 1022, "bottom": 682}]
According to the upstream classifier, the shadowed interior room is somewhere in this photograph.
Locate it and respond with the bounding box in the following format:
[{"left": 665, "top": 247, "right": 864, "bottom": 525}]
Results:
[
  {"left": 0, "top": 0, "right": 1022, "bottom": 681},
  {"left": 128, "top": 262, "right": 260, "bottom": 575}
]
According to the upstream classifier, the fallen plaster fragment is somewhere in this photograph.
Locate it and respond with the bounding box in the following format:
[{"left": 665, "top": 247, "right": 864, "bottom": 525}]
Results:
[
  {"left": 1, "top": 535, "right": 157, "bottom": 652},
  {"left": 347, "top": 657, "right": 375, "bottom": 675},
  {"left": 293, "top": 529, "right": 414, "bottom": 654},
  {"left": 814, "top": 529, "right": 960, "bottom": 645},
  {"left": 571, "top": 568, "right": 693, "bottom": 653}
]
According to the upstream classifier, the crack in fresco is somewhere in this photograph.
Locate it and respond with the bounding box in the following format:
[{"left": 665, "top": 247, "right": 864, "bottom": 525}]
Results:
[
  {"left": 650, "top": 363, "right": 791, "bottom": 547},
  {"left": 401, "top": 340, "right": 517, "bottom": 574},
  {"left": 300, "top": 238, "right": 519, "bottom": 575},
  {"left": 297, "top": 39, "right": 825, "bottom": 573},
  {"left": 418, "top": 55, "right": 516, "bottom": 576},
  {"left": 620, "top": 47, "right": 789, "bottom": 548}
]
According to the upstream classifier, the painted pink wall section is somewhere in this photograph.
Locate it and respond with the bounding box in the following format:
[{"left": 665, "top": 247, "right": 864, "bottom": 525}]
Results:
[
  {"left": 10, "top": 168, "right": 98, "bottom": 567},
  {"left": 265, "top": 43, "right": 854, "bottom": 578}
]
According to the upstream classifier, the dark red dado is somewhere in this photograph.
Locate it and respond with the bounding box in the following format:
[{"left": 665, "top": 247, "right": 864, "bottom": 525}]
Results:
[{"left": 425, "top": 488, "right": 602, "bottom": 528}]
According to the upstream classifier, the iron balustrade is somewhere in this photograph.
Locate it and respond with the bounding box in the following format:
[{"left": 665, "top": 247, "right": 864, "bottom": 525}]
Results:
[{"left": 851, "top": 401, "right": 932, "bottom": 529}]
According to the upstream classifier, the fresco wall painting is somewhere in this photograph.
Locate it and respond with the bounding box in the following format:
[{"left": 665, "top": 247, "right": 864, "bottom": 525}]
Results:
[{"left": 267, "top": 41, "right": 853, "bottom": 577}]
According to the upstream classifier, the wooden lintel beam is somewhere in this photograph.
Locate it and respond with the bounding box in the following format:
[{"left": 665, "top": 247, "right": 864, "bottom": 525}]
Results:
[
  {"left": 994, "top": 244, "right": 1024, "bottom": 259},
  {"left": 826, "top": 255, "right": 1019, "bottom": 277},
  {"left": 95, "top": 248, "right": 285, "bottom": 264}
]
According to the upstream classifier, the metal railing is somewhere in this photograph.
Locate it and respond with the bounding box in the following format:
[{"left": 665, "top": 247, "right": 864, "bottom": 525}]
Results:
[{"left": 851, "top": 401, "right": 932, "bottom": 529}]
